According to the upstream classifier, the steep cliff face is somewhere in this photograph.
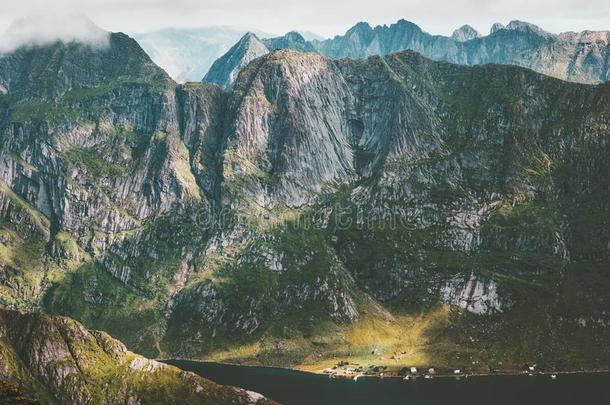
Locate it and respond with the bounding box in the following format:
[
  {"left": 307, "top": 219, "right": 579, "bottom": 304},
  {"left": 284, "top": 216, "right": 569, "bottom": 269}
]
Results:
[
  {"left": 0, "top": 32, "right": 202, "bottom": 237},
  {"left": 0, "top": 32, "right": 214, "bottom": 348},
  {"left": 0, "top": 30, "right": 608, "bottom": 374},
  {"left": 0, "top": 309, "right": 273, "bottom": 404},
  {"left": 223, "top": 51, "right": 356, "bottom": 207}
]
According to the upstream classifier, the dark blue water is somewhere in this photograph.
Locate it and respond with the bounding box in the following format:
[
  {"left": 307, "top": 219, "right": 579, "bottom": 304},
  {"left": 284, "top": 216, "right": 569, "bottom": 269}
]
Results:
[{"left": 164, "top": 360, "right": 610, "bottom": 405}]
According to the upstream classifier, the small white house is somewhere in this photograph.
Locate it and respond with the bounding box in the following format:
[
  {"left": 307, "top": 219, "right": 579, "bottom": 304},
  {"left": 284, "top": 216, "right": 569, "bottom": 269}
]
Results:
[
  {"left": 454, "top": 369, "right": 461, "bottom": 374},
  {"left": 410, "top": 367, "right": 417, "bottom": 374}
]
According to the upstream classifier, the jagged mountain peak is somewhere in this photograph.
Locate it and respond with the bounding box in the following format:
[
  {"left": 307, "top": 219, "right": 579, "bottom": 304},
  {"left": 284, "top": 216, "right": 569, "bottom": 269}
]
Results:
[
  {"left": 490, "top": 22, "right": 506, "bottom": 34},
  {"left": 344, "top": 21, "right": 375, "bottom": 40},
  {"left": 239, "top": 31, "right": 262, "bottom": 43},
  {"left": 506, "top": 20, "right": 554, "bottom": 37},
  {"left": 451, "top": 24, "right": 481, "bottom": 41},
  {"left": 203, "top": 31, "right": 269, "bottom": 89},
  {"left": 262, "top": 30, "right": 316, "bottom": 52},
  {"left": 224, "top": 17, "right": 609, "bottom": 83},
  {"left": 394, "top": 19, "right": 419, "bottom": 28},
  {"left": 350, "top": 21, "right": 373, "bottom": 32},
  {"left": 284, "top": 31, "right": 307, "bottom": 41}
]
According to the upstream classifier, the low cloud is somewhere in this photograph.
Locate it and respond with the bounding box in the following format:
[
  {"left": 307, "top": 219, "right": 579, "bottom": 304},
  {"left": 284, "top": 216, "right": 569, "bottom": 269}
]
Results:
[
  {"left": 0, "top": 1, "right": 609, "bottom": 42},
  {"left": 0, "top": 13, "right": 109, "bottom": 54}
]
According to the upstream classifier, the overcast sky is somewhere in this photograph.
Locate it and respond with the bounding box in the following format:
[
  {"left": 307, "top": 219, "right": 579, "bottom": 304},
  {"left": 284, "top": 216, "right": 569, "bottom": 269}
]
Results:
[{"left": 1, "top": 0, "right": 609, "bottom": 38}]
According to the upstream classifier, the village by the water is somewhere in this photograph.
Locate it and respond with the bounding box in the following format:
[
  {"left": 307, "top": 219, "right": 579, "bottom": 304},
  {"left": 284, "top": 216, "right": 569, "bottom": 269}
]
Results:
[{"left": 322, "top": 360, "right": 561, "bottom": 381}]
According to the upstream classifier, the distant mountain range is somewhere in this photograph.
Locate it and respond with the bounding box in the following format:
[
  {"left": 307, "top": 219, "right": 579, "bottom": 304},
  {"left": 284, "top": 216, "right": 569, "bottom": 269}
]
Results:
[
  {"left": 203, "top": 19, "right": 610, "bottom": 89},
  {"left": 134, "top": 27, "right": 321, "bottom": 82},
  {"left": 134, "top": 27, "right": 274, "bottom": 82}
]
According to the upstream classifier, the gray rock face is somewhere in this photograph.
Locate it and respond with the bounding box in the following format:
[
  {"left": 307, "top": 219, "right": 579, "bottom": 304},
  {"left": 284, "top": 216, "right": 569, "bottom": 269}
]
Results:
[
  {"left": 440, "top": 273, "right": 506, "bottom": 314},
  {"left": 0, "top": 33, "right": 201, "bottom": 239},
  {"left": 223, "top": 51, "right": 356, "bottom": 207}
]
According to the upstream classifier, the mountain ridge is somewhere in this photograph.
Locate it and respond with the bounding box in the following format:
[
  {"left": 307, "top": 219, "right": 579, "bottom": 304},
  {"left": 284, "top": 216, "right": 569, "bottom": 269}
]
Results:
[
  {"left": 204, "top": 18, "right": 610, "bottom": 89},
  {"left": 203, "top": 32, "right": 270, "bottom": 90}
]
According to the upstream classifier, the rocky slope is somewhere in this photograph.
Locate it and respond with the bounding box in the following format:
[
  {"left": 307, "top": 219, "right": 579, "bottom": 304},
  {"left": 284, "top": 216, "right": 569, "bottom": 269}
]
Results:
[
  {"left": 206, "top": 19, "right": 610, "bottom": 89},
  {"left": 0, "top": 309, "right": 273, "bottom": 404},
  {"left": 0, "top": 28, "right": 608, "bottom": 375}
]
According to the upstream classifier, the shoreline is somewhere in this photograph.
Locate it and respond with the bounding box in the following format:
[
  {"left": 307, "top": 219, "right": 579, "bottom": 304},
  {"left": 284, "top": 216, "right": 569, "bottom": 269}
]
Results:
[{"left": 160, "top": 358, "right": 610, "bottom": 380}]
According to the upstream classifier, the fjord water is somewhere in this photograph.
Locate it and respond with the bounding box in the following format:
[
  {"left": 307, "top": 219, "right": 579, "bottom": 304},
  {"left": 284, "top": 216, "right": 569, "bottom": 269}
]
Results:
[{"left": 165, "top": 360, "right": 610, "bottom": 405}]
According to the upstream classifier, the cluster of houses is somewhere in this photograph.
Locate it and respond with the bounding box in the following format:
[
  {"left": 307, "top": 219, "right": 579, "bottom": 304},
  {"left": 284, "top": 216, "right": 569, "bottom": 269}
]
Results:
[
  {"left": 522, "top": 363, "right": 537, "bottom": 374},
  {"left": 323, "top": 359, "right": 561, "bottom": 381},
  {"left": 324, "top": 362, "right": 468, "bottom": 380},
  {"left": 401, "top": 366, "right": 465, "bottom": 380}
]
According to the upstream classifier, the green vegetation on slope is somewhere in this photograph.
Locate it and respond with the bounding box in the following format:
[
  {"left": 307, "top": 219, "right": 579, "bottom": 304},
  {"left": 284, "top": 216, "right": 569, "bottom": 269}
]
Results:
[{"left": 0, "top": 310, "right": 273, "bottom": 404}]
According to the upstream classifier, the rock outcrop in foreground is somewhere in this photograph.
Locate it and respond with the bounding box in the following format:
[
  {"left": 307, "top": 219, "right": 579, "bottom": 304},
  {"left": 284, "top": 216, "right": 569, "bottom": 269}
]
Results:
[{"left": 0, "top": 309, "right": 273, "bottom": 404}]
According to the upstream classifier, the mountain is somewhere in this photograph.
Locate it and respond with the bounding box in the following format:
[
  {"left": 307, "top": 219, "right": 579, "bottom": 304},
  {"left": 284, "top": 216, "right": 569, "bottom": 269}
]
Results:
[
  {"left": 451, "top": 24, "right": 481, "bottom": 41},
  {"left": 203, "top": 32, "right": 270, "bottom": 89},
  {"left": 0, "top": 25, "right": 608, "bottom": 378},
  {"left": 490, "top": 22, "right": 506, "bottom": 34},
  {"left": 134, "top": 27, "right": 273, "bottom": 83},
  {"left": 206, "top": 18, "right": 610, "bottom": 87},
  {"left": 0, "top": 32, "right": 169, "bottom": 101},
  {"left": 0, "top": 309, "right": 272, "bottom": 404}
]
